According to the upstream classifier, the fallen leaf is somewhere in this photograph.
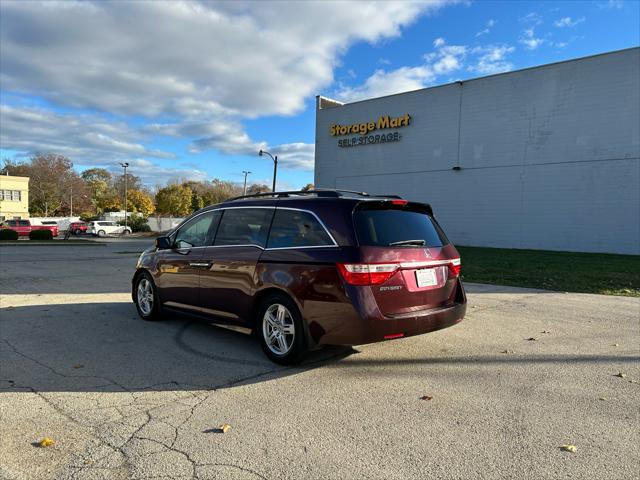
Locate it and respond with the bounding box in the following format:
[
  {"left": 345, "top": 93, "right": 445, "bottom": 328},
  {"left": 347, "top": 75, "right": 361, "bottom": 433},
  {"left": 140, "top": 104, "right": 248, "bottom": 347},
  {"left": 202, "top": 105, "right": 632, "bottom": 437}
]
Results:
[
  {"left": 419, "top": 395, "right": 433, "bottom": 401},
  {"left": 612, "top": 343, "right": 619, "bottom": 347},
  {"left": 598, "top": 397, "right": 607, "bottom": 401},
  {"left": 628, "top": 379, "right": 639, "bottom": 384},
  {"left": 38, "top": 438, "right": 55, "bottom": 448},
  {"left": 541, "top": 330, "right": 551, "bottom": 334},
  {"left": 501, "top": 350, "right": 515, "bottom": 354},
  {"left": 217, "top": 424, "right": 231, "bottom": 433},
  {"left": 526, "top": 337, "right": 538, "bottom": 341},
  {"left": 560, "top": 444, "right": 577, "bottom": 453},
  {"left": 614, "top": 372, "right": 627, "bottom": 378},
  {"left": 72, "top": 364, "right": 84, "bottom": 369}
]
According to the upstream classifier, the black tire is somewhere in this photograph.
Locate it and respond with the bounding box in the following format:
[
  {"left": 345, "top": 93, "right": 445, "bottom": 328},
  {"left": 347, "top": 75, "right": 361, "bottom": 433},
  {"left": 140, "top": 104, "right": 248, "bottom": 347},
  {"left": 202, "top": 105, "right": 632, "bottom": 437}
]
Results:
[
  {"left": 256, "top": 293, "right": 306, "bottom": 365},
  {"left": 98, "top": 230, "right": 106, "bottom": 237},
  {"left": 133, "top": 272, "right": 162, "bottom": 321}
]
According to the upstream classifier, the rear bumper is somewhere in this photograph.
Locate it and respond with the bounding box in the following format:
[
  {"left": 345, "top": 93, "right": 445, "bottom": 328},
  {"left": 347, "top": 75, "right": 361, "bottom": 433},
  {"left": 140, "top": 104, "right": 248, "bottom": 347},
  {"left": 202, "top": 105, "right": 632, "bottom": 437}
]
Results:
[{"left": 309, "top": 279, "right": 467, "bottom": 346}]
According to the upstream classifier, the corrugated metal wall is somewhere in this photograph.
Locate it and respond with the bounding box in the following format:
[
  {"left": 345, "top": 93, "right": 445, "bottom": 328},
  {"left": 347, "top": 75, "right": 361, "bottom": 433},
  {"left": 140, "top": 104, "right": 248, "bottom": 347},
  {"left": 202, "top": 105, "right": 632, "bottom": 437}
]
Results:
[{"left": 315, "top": 48, "right": 640, "bottom": 254}]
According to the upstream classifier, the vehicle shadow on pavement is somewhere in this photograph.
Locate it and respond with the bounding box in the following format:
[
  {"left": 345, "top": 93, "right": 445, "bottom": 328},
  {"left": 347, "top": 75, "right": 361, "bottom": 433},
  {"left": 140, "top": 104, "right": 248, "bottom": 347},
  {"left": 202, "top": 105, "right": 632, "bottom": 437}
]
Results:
[{"left": 0, "top": 301, "right": 356, "bottom": 394}]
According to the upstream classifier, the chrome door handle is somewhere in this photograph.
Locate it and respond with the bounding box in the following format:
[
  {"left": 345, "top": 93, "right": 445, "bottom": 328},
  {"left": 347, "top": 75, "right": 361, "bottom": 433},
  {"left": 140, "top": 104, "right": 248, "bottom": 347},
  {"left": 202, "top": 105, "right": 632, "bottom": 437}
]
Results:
[{"left": 188, "top": 262, "right": 211, "bottom": 268}]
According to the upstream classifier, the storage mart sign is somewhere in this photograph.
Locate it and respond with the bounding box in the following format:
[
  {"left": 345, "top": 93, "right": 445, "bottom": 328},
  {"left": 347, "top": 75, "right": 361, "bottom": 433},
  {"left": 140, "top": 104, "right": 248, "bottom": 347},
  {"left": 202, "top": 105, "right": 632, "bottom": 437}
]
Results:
[{"left": 330, "top": 114, "right": 411, "bottom": 148}]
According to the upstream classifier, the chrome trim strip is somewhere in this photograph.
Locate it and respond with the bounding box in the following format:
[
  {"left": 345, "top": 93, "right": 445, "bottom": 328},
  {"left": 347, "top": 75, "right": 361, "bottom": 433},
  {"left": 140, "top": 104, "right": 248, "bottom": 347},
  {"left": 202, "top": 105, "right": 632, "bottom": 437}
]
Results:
[
  {"left": 399, "top": 260, "right": 452, "bottom": 269},
  {"left": 171, "top": 205, "right": 339, "bottom": 250},
  {"left": 163, "top": 301, "right": 201, "bottom": 312},
  {"left": 265, "top": 245, "right": 339, "bottom": 251},
  {"left": 199, "top": 306, "right": 240, "bottom": 319}
]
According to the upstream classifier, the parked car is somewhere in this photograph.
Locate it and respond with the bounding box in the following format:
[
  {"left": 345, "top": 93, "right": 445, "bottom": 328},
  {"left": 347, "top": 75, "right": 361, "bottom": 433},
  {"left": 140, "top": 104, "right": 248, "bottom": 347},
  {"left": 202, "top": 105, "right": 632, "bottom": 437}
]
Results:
[
  {"left": 131, "top": 190, "right": 466, "bottom": 364},
  {"left": 2, "top": 219, "right": 59, "bottom": 237},
  {"left": 88, "top": 221, "right": 132, "bottom": 237},
  {"left": 69, "top": 221, "right": 89, "bottom": 235}
]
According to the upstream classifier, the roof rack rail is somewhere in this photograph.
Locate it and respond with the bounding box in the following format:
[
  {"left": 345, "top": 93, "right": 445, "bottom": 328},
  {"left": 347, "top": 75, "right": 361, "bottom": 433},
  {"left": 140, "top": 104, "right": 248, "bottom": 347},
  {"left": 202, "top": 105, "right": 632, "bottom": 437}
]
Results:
[{"left": 226, "top": 189, "right": 403, "bottom": 201}]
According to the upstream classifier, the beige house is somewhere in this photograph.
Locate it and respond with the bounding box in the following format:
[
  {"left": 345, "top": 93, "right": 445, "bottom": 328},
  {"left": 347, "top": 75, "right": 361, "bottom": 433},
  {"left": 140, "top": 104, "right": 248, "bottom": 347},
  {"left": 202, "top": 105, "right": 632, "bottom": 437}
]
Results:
[{"left": 0, "top": 174, "right": 30, "bottom": 221}]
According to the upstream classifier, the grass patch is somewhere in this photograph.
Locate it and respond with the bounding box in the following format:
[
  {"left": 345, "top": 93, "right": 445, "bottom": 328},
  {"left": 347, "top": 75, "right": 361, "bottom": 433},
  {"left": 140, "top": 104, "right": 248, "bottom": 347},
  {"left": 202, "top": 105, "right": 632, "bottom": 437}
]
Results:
[{"left": 457, "top": 246, "right": 640, "bottom": 297}]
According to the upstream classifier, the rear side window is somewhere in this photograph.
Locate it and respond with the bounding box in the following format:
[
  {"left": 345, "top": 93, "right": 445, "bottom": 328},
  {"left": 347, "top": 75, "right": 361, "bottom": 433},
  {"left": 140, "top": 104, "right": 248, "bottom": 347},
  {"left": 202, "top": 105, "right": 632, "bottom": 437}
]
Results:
[
  {"left": 354, "top": 207, "right": 448, "bottom": 247},
  {"left": 19, "top": 220, "right": 29, "bottom": 226},
  {"left": 267, "top": 209, "right": 334, "bottom": 249},
  {"left": 214, "top": 208, "right": 273, "bottom": 247}
]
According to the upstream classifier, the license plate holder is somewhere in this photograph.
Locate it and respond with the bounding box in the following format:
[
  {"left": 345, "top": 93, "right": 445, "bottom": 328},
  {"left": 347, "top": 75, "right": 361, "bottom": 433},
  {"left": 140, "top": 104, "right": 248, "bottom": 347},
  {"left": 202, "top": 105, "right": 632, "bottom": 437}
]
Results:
[{"left": 415, "top": 268, "right": 437, "bottom": 288}]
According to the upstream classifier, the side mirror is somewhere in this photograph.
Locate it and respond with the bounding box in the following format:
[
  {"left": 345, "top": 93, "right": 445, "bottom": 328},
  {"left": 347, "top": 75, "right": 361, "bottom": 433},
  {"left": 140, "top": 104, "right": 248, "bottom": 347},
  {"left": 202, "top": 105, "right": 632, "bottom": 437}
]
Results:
[{"left": 155, "top": 236, "right": 173, "bottom": 250}]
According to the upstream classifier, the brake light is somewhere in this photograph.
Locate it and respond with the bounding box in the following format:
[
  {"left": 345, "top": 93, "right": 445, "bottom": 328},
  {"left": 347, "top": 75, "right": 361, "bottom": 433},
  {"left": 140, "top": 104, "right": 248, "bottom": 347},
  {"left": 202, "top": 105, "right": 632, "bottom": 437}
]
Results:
[
  {"left": 448, "top": 258, "right": 461, "bottom": 276},
  {"left": 390, "top": 199, "right": 408, "bottom": 206},
  {"left": 337, "top": 263, "right": 399, "bottom": 286}
]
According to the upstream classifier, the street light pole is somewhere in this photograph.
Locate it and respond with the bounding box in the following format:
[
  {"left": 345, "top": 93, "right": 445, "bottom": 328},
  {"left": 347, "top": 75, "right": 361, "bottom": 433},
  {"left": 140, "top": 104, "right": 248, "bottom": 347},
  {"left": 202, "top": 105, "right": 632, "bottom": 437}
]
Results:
[
  {"left": 242, "top": 170, "right": 251, "bottom": 196},
  {"left": 120, "top": 162, "right": 129, "bottom": 230},
  {"left": 70, "top": 186, "right": 73, "bottom": 217},
  {"left": 258, "top": 150, "right": 278, "bottom": 192}
]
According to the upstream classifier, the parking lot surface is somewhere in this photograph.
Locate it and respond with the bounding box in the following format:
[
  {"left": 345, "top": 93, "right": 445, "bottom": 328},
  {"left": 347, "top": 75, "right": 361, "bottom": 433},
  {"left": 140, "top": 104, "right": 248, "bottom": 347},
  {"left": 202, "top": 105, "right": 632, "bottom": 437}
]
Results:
[{"left": 1, "top": 240, "right": 639, "bottom": 479}]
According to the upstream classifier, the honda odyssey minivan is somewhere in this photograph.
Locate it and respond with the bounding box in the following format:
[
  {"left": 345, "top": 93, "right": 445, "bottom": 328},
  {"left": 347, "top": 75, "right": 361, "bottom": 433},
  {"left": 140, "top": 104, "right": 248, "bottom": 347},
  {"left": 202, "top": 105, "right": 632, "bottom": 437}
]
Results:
[{"left": 132, "top": 190, "right": 466, "bottom": 364}]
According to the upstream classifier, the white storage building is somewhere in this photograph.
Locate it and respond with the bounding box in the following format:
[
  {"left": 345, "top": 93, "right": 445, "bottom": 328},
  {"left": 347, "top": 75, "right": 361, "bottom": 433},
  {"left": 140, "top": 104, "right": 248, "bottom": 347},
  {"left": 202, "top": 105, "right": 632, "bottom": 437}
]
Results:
[{"left": 314, "top": 48, "right": 640, "bottom": 255}]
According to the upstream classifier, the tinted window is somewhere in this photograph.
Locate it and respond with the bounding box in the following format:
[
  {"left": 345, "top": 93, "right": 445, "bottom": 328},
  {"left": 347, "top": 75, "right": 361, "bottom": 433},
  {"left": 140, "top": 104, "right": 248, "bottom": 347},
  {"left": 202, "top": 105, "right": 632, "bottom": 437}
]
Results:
[
  {"left": 19, "top": 220, "right": 29, "bottom": 227},
  {"left": 267, "top": 209, "right": 334, "bottom": 248},
  {"left": 214, "top": 208, "right": 273, "bottom": 247},
  {"left": 355, "top": 208, "right": 448, "bottom": 247},
  {"left": 175, "top": 211, "right": 219, "bottom": 248},
  {"left": 6, "top": 220, "right": 16, "bottom": 226}
]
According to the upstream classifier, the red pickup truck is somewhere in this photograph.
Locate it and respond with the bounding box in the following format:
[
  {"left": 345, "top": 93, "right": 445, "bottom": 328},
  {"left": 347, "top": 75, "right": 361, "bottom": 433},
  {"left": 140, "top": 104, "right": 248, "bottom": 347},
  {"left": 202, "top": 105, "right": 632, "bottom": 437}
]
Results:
[{"left": 2, "top": 220, "right": 59, "bottom": 237}]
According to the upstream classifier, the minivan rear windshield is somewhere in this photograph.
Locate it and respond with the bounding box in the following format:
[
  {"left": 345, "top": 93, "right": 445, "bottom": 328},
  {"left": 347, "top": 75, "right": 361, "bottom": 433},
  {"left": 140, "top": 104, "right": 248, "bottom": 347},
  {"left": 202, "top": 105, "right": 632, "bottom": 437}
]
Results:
[{"left": 354, "top": 204, "right": 448, "bottom": 248}]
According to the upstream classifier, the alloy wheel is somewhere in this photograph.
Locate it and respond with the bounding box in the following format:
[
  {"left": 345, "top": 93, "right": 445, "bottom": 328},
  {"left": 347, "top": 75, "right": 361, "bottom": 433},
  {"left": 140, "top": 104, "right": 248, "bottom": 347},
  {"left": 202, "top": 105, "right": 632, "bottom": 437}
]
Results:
[
  {"left": 262, "top": 303, "right": 295, "bottom": 356},
  {"left": 137, "top": 278, "right": 154, "bottom": 316}
]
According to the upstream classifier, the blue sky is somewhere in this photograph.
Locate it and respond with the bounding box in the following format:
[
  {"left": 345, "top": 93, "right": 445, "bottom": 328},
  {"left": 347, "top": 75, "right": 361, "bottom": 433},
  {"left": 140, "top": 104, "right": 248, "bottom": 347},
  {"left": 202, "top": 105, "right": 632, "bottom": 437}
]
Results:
[{"left": 1, "top": 0, "right": 638, "bottom": 190}]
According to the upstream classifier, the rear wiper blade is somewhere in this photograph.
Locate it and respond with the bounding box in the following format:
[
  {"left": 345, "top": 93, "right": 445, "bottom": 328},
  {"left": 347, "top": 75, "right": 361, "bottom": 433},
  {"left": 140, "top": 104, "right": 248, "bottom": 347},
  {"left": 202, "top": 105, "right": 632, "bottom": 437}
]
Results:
[{"left": 388, "top": 239, "right": 426, "bottom": 246}]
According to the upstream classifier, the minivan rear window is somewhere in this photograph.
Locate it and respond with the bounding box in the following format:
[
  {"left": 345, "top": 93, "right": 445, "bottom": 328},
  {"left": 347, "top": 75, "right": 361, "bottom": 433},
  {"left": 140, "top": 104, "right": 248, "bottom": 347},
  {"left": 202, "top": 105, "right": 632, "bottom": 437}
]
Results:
[{"left": 354, "top": 205, "right": 448, "bottom": 248}]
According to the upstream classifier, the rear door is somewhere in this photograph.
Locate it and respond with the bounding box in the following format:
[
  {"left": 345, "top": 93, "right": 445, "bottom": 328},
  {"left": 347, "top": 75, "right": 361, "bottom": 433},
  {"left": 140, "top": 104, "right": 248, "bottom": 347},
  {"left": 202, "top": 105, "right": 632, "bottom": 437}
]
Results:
[
  {"left": 353, "top": 201, "right": 461, "bottom": 315},
  {"left": 154, "top": 211, "right": 219, "bottom": 313},
  {"left": 198, "top": 207, "right": 274, "bottom": 323}
]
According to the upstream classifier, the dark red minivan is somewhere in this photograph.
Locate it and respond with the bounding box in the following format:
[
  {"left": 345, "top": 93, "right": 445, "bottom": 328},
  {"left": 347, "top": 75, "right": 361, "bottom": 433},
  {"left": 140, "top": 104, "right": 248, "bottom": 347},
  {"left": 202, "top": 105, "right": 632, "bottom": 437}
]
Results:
[{"left": 132, "top": 190, "right": 466, "bottom": 364}]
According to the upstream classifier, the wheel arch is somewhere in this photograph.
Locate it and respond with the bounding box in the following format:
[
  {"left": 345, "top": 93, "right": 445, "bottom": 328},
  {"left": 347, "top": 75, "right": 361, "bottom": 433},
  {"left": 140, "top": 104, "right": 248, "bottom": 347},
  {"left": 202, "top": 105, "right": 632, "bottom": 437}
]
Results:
[{"left": 250, "top": 287, "right": 312, "bottom": 347}]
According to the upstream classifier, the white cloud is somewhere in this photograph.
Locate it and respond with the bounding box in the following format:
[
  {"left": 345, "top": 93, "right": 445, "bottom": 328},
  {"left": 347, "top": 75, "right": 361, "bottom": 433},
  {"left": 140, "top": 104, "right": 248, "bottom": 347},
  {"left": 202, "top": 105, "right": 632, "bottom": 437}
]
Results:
[
  {"left": 520, "top": 12, "right": 543, "bottom": 25},
  {"left": 476, "top": 19, "right": 496, "bottom": 37},
  {"left": 554, "top": 16, "right": 585, "bottom": 28},
  {"left": 597, "top": 0, "right": 624, "bottom": 8},
  {"left": 470, "top": 45, "right": 515, "bottom": 74},
  {"left": 0, "top": 105, "right": 173, "bottom": 161},
  {"left": 335, "top": 38, "right": 516, "bottom": 102},
  {"left": 270, "top": 143, "right": 315, "bottom": 171},
  {"left": 0, "top": 1, "right": 446, "bottom": 118},
  {"left": 433, "top": 37, "right": 446, "bottom": 47},
  {"left": 0, "top": 1, "right": 454, "bottom": 166},
  {"left": 336, "top": 39, "right": 469, "bottom": 102},
  {"left": 123, "top": 160, "right": 209, "bottom": 187},
  {"left": 0, "top": 104, "right": 218, "bottom": 186},
  {"left": 520, "top": 28, "right": 545, "bottom": 50}
]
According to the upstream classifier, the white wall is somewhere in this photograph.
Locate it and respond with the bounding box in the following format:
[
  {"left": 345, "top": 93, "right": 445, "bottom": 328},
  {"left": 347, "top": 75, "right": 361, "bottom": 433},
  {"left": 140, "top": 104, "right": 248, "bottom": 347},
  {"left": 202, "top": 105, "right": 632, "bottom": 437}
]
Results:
[
  {"left": 147, "top": 216, "right": 184, "bottom": 232},
  {"left": 315, "top": 48, "right": 640, "bottom": 254}
]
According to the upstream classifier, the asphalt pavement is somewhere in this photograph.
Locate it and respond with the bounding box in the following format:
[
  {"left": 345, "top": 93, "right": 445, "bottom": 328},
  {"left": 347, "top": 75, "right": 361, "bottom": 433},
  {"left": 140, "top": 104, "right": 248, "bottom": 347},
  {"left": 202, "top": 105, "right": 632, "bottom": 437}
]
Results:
[{"left": 1, "top": 240, "right": 638, "bottom": 479}]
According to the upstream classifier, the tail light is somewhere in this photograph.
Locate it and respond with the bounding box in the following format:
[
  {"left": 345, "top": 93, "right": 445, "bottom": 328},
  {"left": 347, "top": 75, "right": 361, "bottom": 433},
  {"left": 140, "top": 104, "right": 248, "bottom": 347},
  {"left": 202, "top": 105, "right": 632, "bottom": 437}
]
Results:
[
  {"left": 448, "top": 258, "right": 461, "bottom": 276},
  {"left": 337, "top": 263, "right": 399, "bottom": 286}
]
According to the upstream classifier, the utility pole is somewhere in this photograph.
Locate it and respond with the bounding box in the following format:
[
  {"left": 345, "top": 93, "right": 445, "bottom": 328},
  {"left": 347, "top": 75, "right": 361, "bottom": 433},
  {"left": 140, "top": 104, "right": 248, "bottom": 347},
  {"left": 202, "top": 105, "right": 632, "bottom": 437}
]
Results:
[
  {"left": 120, "top": 162, "right": 129, "bottom": 230},
  {"left": 242, "top": 170, "right": 251, "bottom": 196},
  {"left": 258, "top": 150, "right": 278, "bottom": 192},
  {"left": 70, "top": 186, "right": 73, "bottom": 217}
]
